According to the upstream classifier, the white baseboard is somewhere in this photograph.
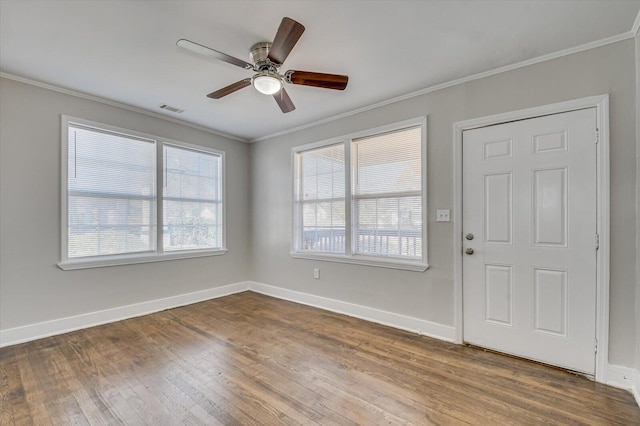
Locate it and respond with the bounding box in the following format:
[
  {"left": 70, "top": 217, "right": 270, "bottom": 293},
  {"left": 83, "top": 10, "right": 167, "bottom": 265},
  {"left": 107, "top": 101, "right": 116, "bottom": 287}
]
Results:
[
  {"left": 0, "top": 281, "right": 250, "bottom": 348},
  {"left": 0, "top": 280, "right": 455, "bottom": 348},
  {"left": 607, "top": 364, "right": 635, "bottom": 389},
  {"left": 4, "top": 279, "right": 637, "bottom": 407},
  {"left": 607, "top": 364, "right": 640, "bottom": 407},
  {"left": 633, "top": 369, "right": 640, "bottom": 407},
  {"left": 248, "top": 281, "right": 456, "bottom": 342}
]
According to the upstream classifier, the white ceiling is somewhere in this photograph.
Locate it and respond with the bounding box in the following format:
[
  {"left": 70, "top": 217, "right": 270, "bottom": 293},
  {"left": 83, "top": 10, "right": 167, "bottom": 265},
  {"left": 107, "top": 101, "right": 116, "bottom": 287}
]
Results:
[{"left": 1, "top": 1, "right": 639, "bottom": 142}]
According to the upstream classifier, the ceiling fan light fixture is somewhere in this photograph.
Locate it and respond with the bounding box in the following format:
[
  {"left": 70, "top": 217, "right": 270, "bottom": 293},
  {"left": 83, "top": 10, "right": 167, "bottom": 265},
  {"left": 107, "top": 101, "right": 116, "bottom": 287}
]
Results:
[
  {"left": 181, "top": 17, "right": 348, "bottom": 113},
  {"left": 253, "top": 74, "right": 282, "bottom": 95}
]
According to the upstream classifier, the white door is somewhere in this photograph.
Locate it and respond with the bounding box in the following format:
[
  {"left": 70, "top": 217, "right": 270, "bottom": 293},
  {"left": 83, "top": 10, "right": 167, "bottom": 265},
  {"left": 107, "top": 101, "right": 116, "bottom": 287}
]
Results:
[{"left": 462, "top": 108, "right": 597, "bottom": 375}]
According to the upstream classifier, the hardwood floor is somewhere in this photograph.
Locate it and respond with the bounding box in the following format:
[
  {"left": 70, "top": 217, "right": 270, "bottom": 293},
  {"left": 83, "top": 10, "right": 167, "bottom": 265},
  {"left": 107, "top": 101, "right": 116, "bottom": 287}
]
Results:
[{"left": 1, "top": 292, "right": 639, "bottom": 425}]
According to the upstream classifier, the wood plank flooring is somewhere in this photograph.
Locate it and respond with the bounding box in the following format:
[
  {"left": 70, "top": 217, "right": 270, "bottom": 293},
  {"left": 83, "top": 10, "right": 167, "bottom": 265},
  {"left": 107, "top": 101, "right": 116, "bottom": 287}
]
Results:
[{"left": 1, "top": 291, "right": 639, "bottom": 425}]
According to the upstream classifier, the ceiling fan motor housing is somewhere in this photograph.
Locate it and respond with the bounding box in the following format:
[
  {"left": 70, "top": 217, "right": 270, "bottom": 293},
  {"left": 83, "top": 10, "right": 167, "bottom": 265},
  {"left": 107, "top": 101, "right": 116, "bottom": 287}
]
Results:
[{"left": 250, "top": 42, "right": 276, "bottom": 69}]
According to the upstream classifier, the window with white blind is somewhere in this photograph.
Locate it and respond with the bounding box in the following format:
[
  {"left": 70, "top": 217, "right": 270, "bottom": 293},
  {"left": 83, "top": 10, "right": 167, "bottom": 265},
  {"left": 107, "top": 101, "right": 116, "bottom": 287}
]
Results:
[
  {"left": 60, "top": 116, "right": 225, "bottom": 270},
  {"left": 66, "top": 124, "right": 157, "bottom": 258},
  {"left": 297, "top": 143, "right": 346, "bottom": 253},
  {"left": 163, "top": 145, "right": 222, "bottom": 251},
  {"left": 292, "top": 117, "right": 427, "bottom": 271}
]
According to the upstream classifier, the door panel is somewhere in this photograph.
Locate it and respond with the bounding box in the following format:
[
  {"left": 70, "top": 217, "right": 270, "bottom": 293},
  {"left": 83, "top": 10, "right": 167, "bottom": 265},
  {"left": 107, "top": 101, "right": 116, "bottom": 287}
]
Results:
[
  {"left": 533, "top": 267, "right": 567, "bottom": 336},
  {"left": 484, "top": 173, "right": 512, "bottom": 244},
  {"left": 462, "top": 108, "right": 597, "bottom": 375},
  {"left": 532, "top": 167, "right": 567, "bottom": 247},
  {"left": 484, "top": 264, "right": 513, "bottom": 325}
]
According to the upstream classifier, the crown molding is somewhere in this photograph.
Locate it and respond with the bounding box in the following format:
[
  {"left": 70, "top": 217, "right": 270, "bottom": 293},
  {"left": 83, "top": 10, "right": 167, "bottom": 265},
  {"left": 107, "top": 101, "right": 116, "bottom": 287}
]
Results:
[
  {"left": 0, "top": 72, "right": 248, "bottom": 143},
  {"left": 632, "top": 8, "right": 640, "bottom": 37},
  {"left": 251, "top": 31, "right": 635, "bottom": 143},
  {"left": 2, "top": 21, "right": 636, "bottom": 146}
]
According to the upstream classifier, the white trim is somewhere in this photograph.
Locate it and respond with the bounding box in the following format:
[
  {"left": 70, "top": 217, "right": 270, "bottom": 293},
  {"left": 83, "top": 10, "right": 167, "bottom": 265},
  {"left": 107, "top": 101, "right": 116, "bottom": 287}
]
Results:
[
  {"left": 606, "top": 365, "right": 634, "bottom": 389},
  {"left": 0, "top": 72, "right": 247, "bottom": 143},
  {"left": 250, "top": 33, "right": 633, "bottom": 143},
  {"left": 632, "top": 8, "right": 640, "bottom": 37},
  {"left": 594, "top": 96, "right": 611, "bottom": 384},
  {"left": 290, "top": 252, "right": 428, "bottom": 272},
  {"left": 452, "top": 95, "right": 610, "bottom": 383},
  {"left": 248, "top": 281, "right": 455, "bottom": 342},
  {"left": 292, "top": 136, "right": 346, "bottom": 153},
  {"left": 0, "top": 282, "right": 250, "bottom": 348},
  {"left": 606, "top": 365, "right": 640, "bottom": 407},
  {"left": 634, "top": 369, "right": 640, "bottom": 407},
  {"left": 57, "top": 248, "right": 228, "bottom": 270},
  {"left": 452, "top": 114, "right": 464, "bottom": 345},
  {"left": 631, "top": 369, "right": 640, "bottom": 407},
  {"left": 0, "top": 280, "right": 454, "bottom": 348}
]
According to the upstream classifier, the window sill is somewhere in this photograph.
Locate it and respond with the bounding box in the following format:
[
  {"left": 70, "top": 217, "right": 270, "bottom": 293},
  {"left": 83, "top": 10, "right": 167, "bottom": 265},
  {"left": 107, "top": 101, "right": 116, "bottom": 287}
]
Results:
[
  {"left": 58, "top": 248, "right": 228, "bottom": 270},
  {"left": 290, "top": 252, "right": 429, "bottom": 272}
]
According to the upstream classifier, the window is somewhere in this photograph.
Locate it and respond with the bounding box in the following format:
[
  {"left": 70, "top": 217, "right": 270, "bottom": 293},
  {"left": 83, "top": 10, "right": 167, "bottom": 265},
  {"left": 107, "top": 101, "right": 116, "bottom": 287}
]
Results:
[
  {"left": 60, "top": 116, "right": 225, "bottom": 269},
  {"left": 66, "top": 125, "right": 157, "bottom": 258},
  {"left": 298, "top": 144, "right": 345, "bottom": 253},
  {"left": 352, "top": 127, "right": 423, "bottom": 258},
  {"left": 292, "top": 118, "right": 427, "bottom": 271},
  {"left": 163, "top": 146, "right": 223, "bottom": 251}
]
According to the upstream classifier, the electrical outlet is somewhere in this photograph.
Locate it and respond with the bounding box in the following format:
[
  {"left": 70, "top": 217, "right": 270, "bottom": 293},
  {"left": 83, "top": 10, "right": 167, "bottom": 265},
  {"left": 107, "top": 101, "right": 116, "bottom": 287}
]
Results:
[
  {"left": 436, "top": 209, "right": 450, "bottom": 222},
  {"left": 313, "top": 268, "right": 320, "bottom": 279}
]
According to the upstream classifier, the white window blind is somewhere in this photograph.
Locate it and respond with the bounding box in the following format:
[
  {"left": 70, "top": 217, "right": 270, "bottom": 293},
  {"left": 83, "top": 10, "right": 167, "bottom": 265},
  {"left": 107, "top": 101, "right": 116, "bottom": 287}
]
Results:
[
  {"left": 163, "top": 146, "right": 222, "bottom": 251},
  {"left": 297, "top": 143, "right": 345, "bottom": 253},
  {"left": 352, "top": 126, "right": 422, "bottom": 258},
  {"left": 67, "top": 125, "right": 156, "bottom": 258},
  {"left": 61, "top": 117, "right": 227, "bottom": 269}
]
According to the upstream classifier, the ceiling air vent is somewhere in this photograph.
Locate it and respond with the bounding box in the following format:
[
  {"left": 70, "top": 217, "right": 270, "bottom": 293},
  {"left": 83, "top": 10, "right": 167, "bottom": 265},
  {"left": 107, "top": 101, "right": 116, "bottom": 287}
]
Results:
[{"left": 160, "top": 104, "right": 184, "bottom": 113}]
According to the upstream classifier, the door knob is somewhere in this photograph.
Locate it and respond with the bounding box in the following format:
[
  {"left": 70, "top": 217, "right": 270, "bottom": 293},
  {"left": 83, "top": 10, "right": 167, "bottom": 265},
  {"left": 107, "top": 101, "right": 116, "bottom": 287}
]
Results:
[{"left": 465, "top": 248, "right": 474, "bottom": 255}]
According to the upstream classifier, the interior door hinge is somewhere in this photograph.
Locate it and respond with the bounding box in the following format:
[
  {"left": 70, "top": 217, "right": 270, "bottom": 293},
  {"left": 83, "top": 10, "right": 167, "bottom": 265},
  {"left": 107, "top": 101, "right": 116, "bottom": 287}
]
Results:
[
  {"left": 595, "top": 233, "right": 600, "bottom": 250},
  {"left": 595, "top": 338, "right": 598, "bottom": 354},
  {"left": 595, "top": 129, "right": 599, "bottom": 144}
]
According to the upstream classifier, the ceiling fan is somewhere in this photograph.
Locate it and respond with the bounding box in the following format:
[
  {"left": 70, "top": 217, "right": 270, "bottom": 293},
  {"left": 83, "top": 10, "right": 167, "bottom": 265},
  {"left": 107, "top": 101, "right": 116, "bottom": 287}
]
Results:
[{"left": 177, "top": 17, "right": 349, "bottom": 113}]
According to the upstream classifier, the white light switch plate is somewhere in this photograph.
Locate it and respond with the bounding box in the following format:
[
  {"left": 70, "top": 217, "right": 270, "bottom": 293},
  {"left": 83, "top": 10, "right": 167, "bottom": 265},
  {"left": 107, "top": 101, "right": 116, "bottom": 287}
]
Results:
[{"left": 436, "top": 209, "right": 450, "bottom": 222}]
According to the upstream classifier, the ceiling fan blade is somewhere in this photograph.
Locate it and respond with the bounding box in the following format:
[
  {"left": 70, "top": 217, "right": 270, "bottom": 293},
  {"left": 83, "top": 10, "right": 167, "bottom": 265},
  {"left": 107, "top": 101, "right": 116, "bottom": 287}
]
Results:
[
  {"left": 273, "top": 87, "right": 295, "bottom": 113},
  {"left": 177, "top": 39, "right": 254, "bottom": 70},
  {"left": 286, "top": 70, "right": 349, "bottom": 90},
  {"left": 267, "top": 17, "right": 305, "bottom": 64},
  {"left": 207, "top": 79, "right": 252, "bottom": 99}
]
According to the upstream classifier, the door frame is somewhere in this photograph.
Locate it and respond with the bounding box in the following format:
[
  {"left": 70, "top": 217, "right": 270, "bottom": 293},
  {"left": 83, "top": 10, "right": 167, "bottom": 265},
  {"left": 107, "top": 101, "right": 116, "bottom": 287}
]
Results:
[{"left": 452, "top": 95, "right": 610, "bottom": 382}]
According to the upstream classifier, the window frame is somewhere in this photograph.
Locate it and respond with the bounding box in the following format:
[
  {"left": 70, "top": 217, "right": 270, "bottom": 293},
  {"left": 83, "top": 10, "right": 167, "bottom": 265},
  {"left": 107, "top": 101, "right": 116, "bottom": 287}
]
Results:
[
  {"left": 59, "top": 115, "right": 226, "bottom": 270},
  {"left": 294, "top": 141, "right": 346, "bottom": 254},
  {"left": 291, "top": 117, "right": 428, "bottom": 271}
]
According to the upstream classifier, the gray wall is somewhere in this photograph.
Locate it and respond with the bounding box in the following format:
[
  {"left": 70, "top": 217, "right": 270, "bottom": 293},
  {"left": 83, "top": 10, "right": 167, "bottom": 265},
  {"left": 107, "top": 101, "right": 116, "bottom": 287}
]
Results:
[
  {"left": 0, "top": 78, "right": 251, "bottom": 329},
  {"left": 1, "top": 39, "right": 637, "bottom": 369},
  {"left": 250, "top": 40, "right": 638, "bottom": 367}
]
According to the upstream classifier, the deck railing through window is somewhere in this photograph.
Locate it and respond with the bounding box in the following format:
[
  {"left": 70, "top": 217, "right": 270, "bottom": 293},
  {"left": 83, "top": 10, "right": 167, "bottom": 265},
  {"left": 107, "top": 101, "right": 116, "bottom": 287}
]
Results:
[{"left": 302, "top": 229, "right": 421, "bottom": 258}]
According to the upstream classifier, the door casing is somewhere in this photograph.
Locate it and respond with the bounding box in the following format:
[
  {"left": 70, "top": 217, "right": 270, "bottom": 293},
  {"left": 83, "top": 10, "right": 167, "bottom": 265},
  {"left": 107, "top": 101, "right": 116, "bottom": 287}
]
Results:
[{"left": 452, "top": 94, "right": 609, "bottom": 383}]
